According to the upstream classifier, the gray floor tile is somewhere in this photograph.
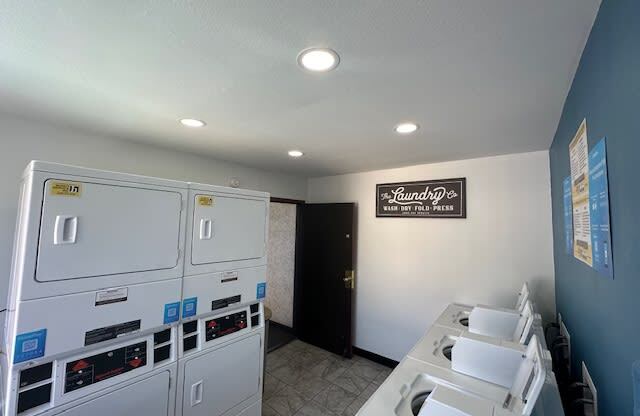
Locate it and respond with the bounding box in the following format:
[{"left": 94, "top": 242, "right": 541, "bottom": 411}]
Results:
[
  {"left": 290, "top": 350, "right": 323, "bottom": 367},
  {"left": 264, "top": 373, "right": 286, "bottom": 400},
  {"left": 291, "top": 375, "right": 332, "bottom": 401},
  {"left": 270, "top": 361, "right": 307, "bottom": 385},
  {"left": 266, "top": 353, "right": 290, "bottom": 374},
  {"left": 308, "top": 358, "right": 352, "bottom": 382},
  {"left": 301, "top": 343, "right": 333, "bottom": 359},
  {"left": 287, "top": 339, "right": 309, "bottom": 351},
  {"left": 372, "top": 367, "right": 392, "bottom": 386},
  {"left": 294, "top": 400, "right": 336, "bottom": 416},
  {"left": 265, "top": 386, "right": 308, "bottom": 416},
  {"left": 349, "top": 360, "right": 384, "bottom": 382},
  {"left": 263, "top": 404, "right": 281, "bottom": 416},
  {"left": 331, "top": 368, "right": 372, "bottom": 395},
  {"left": 313, "top": 384, "right": 358, "bottom": 414},
  {"left": 341, "top": 383, "right": 378, "bottom": 416}
]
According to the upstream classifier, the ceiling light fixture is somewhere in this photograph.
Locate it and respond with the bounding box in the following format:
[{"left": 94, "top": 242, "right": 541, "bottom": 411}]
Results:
[
  {"left": 297, "top": 48, "right": 340, "bottom": 72},
  {"left": 288, "top": 150, "right": 304, "bottom": 157},
  {"left": 180, "top": 118, "right": 206, "bottom": 128},
  {"left": 395, "top": 122, "right": 419, "bottom": 134}
]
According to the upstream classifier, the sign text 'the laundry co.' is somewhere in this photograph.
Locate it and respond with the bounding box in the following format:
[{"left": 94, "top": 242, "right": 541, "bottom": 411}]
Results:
[{"left": 376, "top": 178, "right": 466, "bottom": 218}]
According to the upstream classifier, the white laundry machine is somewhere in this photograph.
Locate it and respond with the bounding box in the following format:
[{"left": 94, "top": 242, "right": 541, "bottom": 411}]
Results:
[
  {"left": 3, "top": 162, "right": 187, "bottom": 416},
  {"left": 357, "top": 335, "right": 546, "bottom": 416},
  {"left": 409, "top": 301, "right": 539, "bottom": 372},
  {"left": 184, "top": 182, "right": 269, "bottom": 277},
  {"left": 175, "top": 182, "right": 269, "bottom": 416},
  {"left": 435, "top": 283, "right": 530, "bottom": 331}
]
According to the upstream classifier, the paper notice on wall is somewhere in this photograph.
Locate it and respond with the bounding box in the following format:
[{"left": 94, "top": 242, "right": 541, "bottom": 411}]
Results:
[
  {"left": 588, "top": 138, "right": 613, "bottom": 278},
  {"left": 563, "top": 177, "right": 573, "bottom": 255},
  {"left": 569, "top": 119, "right": 593, "bottom": 266}
]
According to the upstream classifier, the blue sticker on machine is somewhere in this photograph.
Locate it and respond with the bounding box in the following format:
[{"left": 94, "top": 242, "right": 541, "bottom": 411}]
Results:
[
  {"left": 182, "top": 297, "right": 198, "bottom": 318},
  {"left": 163, "top": 302, "right": 181, "bottom": 324},
  {"left": 256, "top": 283, "right": 266, "bottom": 299},
  {"left": 14, "top": 329, "right": 47, "bottom": 364}
]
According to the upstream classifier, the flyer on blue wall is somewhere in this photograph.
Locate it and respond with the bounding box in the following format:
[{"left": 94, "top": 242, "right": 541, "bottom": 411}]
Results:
[
  {"left": 588, "top": 137, "right": 613, "bottom": 278},
  {"left": 563, "top": 177, "right": 573, "bottom": 255}
]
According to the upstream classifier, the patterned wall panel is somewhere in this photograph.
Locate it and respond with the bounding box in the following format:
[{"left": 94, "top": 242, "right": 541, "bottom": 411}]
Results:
[{"left": 266, "top": 202, "right": 297, "bottom": 327}]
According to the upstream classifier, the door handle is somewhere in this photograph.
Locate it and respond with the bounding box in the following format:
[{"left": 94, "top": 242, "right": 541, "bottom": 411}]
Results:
[
  {"left": 191, "top": 380, "right": 203, "bottom": 406},
  {"left": 54, "top": 215, "right": 78, "bottom": 245},
  {"left": 199, "top": 219, "right": 213, "bottom": 240},
  {"left": 343, "top": 270, "right": 355, "bottom": 289}
]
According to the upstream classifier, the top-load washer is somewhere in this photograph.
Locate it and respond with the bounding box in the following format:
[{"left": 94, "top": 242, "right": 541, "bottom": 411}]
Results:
[
  {"left": 415, "top": 334, "right": 546, "bottom": 416},
  {"left": 435, "top": 283, "right": 530, "bottom": 332},
  {"left": 408, "top": 301, "right": 538, "bottom": 372},
  {"left": 357, "top": 335, "right": 546, "bottom": 416},
  {"left": 3, "top": 162, "right": 187, "bottom": 416}
]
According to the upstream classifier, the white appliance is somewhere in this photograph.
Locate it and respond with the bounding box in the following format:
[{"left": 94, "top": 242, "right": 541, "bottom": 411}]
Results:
[
  {"left": 435, "top": 283, "right": 530, "bottom": 332},
  {"left": 2, "top": 162, "right": 187, "bottom": 416},
  {"left": 409, "top": 301, "right": 539, "bottom": 372},
  {"left": 175, "top": 183, "right": 269, "bottom": 416},
  {"left": 184, "top": 183, "right": 268, "bottom": 277},
  {"left": 357, "top": 335, "right": 546, "bottom": 416},
  {"left": 417, "top": 335, "right": 546, "bottom": 416}
]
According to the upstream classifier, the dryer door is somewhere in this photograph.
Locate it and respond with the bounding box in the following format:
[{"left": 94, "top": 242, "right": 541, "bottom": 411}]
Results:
[
  {"left": 182, "top": 333, "right": 261, "bottom": 416},
  {"left": 190, "top": 194, "right": 267, "bottom": 266},
  {"left": 56, "top": 371, "right": 171, "bottom": 416},
  {"left": 36, "top": 179, "right": 183, "bottom": 282}
]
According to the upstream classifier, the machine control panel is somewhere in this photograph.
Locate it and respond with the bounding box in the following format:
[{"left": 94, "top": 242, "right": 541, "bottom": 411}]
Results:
[
  {"left": 205, "top": 311, "right": 247, "bottom": 341},
  {"left": 64, "top": 341, "right": 147, "bottom": 393}
]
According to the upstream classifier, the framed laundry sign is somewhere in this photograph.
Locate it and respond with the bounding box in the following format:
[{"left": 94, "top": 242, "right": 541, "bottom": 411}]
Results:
[{"left": 376, "top": 178, "right": 466, "bottom": 218}]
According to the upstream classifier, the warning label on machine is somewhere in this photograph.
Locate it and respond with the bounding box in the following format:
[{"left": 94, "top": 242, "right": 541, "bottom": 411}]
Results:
[
  {"left": 95, "top": 287, "right": 128, "bottom": 306},
  {"left": 84, "top": 320, "right": 141, "bottom": 346},
  {"left": 198, "top": 195, "right": 214, "bottom": 206},
  {"left": 50, "top": 181, "right": 82, "bottom": 197}
]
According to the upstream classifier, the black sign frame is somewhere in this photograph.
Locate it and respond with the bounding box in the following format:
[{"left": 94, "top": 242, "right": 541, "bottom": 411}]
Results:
[{"left": 376, "top": 178, "right": 466, "bottom": 218}]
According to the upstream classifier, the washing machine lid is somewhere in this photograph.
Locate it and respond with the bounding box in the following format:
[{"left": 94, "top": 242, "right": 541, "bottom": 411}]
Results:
[{"left": 418, "top": 385, "right": 493, "bottom": 416}]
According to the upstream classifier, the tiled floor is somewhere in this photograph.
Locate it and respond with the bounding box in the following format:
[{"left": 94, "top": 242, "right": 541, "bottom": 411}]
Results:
[{"left": 263, "top": 340, "right": 392, "bottom": 416}]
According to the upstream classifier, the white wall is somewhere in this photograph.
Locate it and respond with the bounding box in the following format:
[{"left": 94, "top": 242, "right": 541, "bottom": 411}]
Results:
[
  {"left": 0, "top": 114, "right": 307, "bottom": 309},
  {"left": 307, "top": 150, "right": 555, "bottom": 361}
]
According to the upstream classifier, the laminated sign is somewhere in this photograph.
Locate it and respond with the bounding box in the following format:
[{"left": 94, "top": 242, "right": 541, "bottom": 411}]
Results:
[{"left": 376, "top": 178, "right": 466, "bottom": 218}]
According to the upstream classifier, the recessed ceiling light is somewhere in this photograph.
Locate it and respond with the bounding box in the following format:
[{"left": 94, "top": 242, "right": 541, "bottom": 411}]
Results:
[
  {"left": 297, "top": 48, "right": 340, "bottom": 72},
  {"left": 288, "top": 150, "right": 304, "bottom": 157},
  {"left": 395, "top": 122, "right": 419, "bottom": 134},
  {"left": 180, "top": 118, "right": 206, "bottom": 128}
]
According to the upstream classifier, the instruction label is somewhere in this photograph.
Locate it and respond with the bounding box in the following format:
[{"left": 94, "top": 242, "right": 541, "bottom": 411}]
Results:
[
  {"left": 14, "top": 329, "right": 47, "bottom": 363},
  {"left": 95, "top": 287, "right": 128, "bottom": 306},
  {"left": 256, "top": 282, "right": 266, "bottom": 300},
  {"left": 221, "top": 271, "right": 239, "bottom": 283},
  {"left": 50, "top": 181, "right": 82, "bottom": 197},
  {"left": 198, "top": 195, "right": 214, "bottom": 206},
  {"left": 84, "top": 320, "right": 141, "bottom": 346},
  {"left": 182, "top": 297, "right": 198, "bottom": 318},
  {"left": 163, "top": 302, "right": 181, "bottom": 324}
]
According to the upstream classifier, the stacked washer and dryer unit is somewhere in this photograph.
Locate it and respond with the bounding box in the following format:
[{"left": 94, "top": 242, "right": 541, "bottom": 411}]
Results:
[{"left": 0, "top": 161, "right": 269, "bottom": 416}]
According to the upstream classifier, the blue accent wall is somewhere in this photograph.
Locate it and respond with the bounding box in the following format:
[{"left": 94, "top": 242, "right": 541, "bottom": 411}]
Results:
[{"left": 549, "top": 0, "right": 640, "bottom": 415}]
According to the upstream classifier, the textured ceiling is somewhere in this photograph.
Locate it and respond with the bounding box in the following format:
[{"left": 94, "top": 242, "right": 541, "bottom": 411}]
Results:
[{"left": 0, "top": 1, "right": 600, "bottom": 176}]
